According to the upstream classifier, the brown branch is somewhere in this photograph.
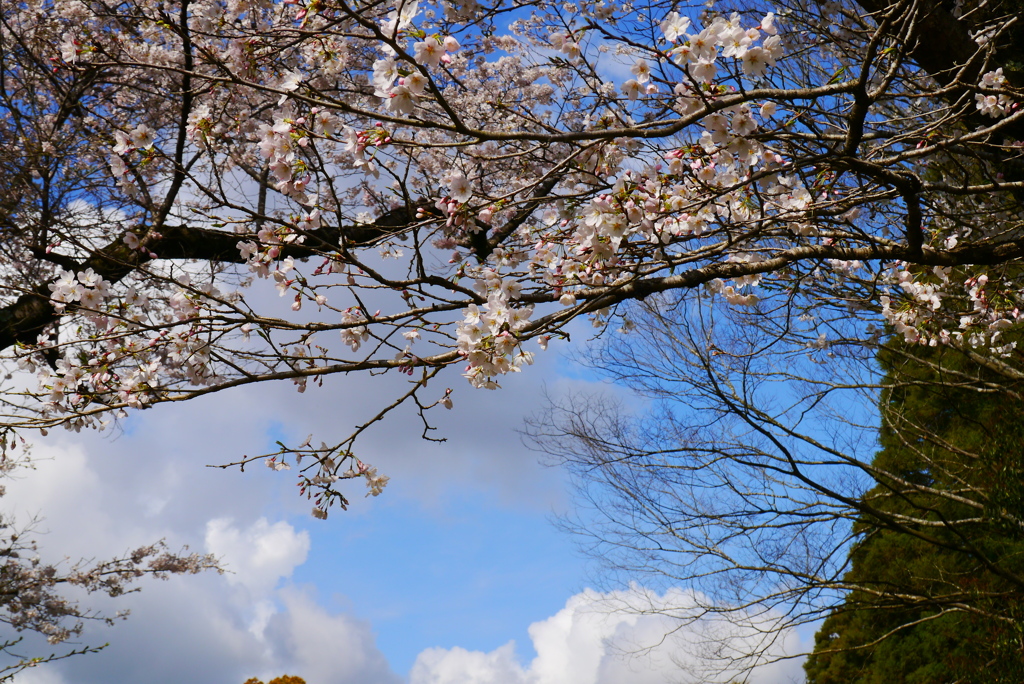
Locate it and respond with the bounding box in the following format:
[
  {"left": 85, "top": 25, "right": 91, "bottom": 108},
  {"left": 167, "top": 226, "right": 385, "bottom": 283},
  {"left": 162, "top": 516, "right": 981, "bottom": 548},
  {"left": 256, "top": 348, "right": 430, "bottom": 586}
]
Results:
[{"left": 0, "top": 203, "right": 424, "bottom": 352}]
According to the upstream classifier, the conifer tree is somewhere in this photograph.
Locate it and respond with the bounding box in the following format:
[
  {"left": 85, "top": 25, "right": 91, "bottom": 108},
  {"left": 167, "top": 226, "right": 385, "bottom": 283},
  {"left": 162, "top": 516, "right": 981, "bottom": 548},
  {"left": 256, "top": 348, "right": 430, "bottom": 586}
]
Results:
[{"left": 805, "top": 342, "right": 1024, "bottom": 683}]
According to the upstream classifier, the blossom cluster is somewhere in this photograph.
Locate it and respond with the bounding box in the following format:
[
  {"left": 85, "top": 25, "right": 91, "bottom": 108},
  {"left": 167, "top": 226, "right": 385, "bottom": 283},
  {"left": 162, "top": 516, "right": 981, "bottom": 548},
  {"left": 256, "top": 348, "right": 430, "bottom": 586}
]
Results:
[
  {"left": 47, "top": 268, "right": 111, "bottom": 315},
  {"left": 882, "top": 265, "right": 1023, "bottom": 355},
  {"left": 372, "top": 36, "right": 460, "bottom": 115},
  {"left": 33, "top": 269, "right": 231, "bottom": 421},
  {"left": 107, "top": 124, "right": 157, "bottom": 197},
  {"left": 519, "top": 110, "right": 808, "bottom": 312},
  {"left": 975, "top": 68, "right": 1017, "bottom": 117},
  {"left": 663, "top": 11, "right": 782, "bottom": 81},
  {"left": 255, "top": 106, "right": 317, "bottom": 204},
  {"left": 456, "top": 267, "right": 535, "bottom": 388},
  {"left": 370, "top": 0, "right": 461, "bottom": 116}
]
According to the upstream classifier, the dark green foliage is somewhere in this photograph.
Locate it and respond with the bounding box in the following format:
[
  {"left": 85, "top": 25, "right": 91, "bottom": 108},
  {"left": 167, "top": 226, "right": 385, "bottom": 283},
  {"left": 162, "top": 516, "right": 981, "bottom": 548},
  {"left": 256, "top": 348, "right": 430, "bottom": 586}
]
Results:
[{"left": 805, "top": 343, "right": 1024, "bottom": 684}]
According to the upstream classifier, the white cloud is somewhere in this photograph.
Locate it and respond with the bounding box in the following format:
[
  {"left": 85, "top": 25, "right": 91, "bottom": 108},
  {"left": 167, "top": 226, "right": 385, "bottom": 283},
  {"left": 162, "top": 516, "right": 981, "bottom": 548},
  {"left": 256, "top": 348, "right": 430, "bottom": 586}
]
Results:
[
  {"left": 412, "top": 643, "right": 527, "bottom": 684},
  {"left": 0, "top": 435, "right": 399, "bottom": 684},
  {"left": 205, "top": 517, "right": 310, "bottom": 595},
  {"left": 411, "top": 588, "right": 809, "bottom": 684},
  {"left": 2, "top": 441, "right": 105, "bottom": 553},
  {"left": 10, "top": 570, "right": 402, "bottom": 684},
  {"left": 8, "top": 667, "right": 68, "bottom": 684},
  {"left": 261, "top": 589, "right": 402, "bottom": 684}
]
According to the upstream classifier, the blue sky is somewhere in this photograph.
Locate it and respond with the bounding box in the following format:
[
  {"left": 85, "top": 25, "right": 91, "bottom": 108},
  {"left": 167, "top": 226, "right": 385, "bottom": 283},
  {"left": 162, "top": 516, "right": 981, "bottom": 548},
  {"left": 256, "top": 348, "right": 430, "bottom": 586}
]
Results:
[
  {"left": 291, "top": 487, "right": 589, "bottom": 673},
  {"left": 0, "top": 326, "right": 811, "bottom": 684}
]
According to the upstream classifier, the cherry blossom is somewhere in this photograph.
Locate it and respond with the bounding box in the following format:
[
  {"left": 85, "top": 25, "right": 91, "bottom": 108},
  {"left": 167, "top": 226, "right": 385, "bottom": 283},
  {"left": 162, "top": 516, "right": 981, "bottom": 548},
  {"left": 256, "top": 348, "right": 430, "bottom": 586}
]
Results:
[
  {"left": 661, "top": 12, "right": 692, "bottom": 42},
  {"left": 448, "top": 174, "right": 473, "bottom": 203},
  {"left": 0, "top": 0, "right": 1021, "bottom": 525}
]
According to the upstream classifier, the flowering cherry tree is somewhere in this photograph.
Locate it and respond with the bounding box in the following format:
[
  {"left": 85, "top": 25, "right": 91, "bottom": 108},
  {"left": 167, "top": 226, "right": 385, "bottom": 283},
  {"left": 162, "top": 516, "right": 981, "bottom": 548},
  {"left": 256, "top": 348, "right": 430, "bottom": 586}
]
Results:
[{"left": 1, "top": 0, "right": 1023, "bottom": 524}]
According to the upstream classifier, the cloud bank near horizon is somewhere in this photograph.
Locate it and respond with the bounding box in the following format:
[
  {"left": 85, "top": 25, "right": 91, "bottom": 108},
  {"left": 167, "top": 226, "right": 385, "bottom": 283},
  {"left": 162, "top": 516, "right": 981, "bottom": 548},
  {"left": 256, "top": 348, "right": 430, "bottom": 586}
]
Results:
[{"left": 410, "top": 587, "right": 808, "bottom": 684}]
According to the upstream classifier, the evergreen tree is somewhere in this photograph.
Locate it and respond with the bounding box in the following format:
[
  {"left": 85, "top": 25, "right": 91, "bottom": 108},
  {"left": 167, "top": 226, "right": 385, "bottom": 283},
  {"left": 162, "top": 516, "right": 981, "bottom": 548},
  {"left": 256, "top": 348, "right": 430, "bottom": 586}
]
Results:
[{"left": 805, "top": 343, "right": 1024, "bottom": 683}]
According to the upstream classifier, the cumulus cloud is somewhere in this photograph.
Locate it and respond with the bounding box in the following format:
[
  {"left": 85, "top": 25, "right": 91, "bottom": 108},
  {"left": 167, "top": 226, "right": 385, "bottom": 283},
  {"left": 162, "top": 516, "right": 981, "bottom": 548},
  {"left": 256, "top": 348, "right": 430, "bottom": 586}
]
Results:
[
  {"left": 8, "top": 668, "right": 67, "bottom": 684},
  {"left": 0, "top": 436, "right": 398, "bottom": 684},
  {"left": 412, "top": 643, "right": 527, "bottom": 684},
  {"left": 261, "top": 589, "right": 403, "bottom": 684},
  {"left": 205, "top": 517, "right": 310, "bottom": 594},
  {"left": 411, "top": 587, "right": 808, "bottom": 684}
]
